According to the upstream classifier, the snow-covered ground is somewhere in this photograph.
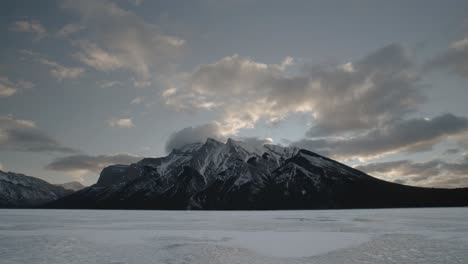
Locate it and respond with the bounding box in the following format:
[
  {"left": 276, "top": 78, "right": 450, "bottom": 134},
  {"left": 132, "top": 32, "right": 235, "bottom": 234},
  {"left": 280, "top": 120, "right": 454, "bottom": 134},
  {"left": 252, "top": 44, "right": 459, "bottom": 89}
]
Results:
[{"left": 0, "top": 208, "right": 467, "bottom": 263}]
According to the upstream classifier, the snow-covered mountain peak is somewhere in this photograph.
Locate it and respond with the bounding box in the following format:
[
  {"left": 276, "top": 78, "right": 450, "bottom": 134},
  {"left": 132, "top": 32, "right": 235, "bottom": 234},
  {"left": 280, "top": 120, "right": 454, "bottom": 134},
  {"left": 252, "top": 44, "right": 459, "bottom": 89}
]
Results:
[
  {"left": 173, "top": 142, "right": 204, "bottom": 153},
  {"left": 205, "top": 137, "right": 224, "bottom": 146},
  {"left": 294, "top": 149, "right": 366, "bottom": 179},
  {"left": 263, "top": 144, "right": 299, "bottom": 159},
  {"left": 0, "top": 170, "right": 71, "bottom": 208},
  {"left": 49, "top": 139, "right": 468, "bottom": 210}
]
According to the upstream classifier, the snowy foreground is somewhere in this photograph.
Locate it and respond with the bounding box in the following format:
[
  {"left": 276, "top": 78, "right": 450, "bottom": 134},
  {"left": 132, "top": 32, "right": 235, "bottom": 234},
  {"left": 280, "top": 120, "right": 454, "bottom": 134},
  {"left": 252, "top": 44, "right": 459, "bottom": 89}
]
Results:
[{"left": 0, "top": 208, "right": 467, "bottom": 263}]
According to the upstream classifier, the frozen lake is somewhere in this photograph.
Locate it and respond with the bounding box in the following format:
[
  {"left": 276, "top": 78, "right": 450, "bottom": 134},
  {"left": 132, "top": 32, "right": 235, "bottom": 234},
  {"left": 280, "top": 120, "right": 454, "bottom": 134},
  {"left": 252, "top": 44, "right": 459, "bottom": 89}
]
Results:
[{"left": 0, "top": 208, "right": 467, "bottom": 263}]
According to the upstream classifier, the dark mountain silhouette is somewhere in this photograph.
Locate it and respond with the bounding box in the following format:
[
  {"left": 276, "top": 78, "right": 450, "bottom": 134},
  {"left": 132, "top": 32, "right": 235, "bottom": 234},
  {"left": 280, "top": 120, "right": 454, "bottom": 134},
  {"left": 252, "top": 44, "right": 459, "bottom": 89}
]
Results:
[{"left": 48, "top": 138, "right": 468, "bottom": 210}]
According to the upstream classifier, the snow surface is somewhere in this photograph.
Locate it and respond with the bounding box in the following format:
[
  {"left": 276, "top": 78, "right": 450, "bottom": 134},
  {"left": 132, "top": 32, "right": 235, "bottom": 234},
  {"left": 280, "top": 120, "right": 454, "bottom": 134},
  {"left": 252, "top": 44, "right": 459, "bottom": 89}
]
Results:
[{"left": 0, "top": 208, "right": 467, "bottom": 263}]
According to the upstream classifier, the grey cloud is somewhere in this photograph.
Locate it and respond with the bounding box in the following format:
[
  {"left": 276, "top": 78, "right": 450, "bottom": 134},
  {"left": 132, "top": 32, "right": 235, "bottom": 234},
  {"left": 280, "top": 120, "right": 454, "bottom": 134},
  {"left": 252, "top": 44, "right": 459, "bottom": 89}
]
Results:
[
  {"left": 19, "top": 50, "right": 84, "bottom": 81},
  {"left": 56, "top": 23, "right": 85, "bottom": 38},
  {"left": 443, "top": 154, "right": 468, "bottom": 176},
  {"left": 0, "top": 76, "right": 34, "bottom": 98},
  {"left": 0, "top": 116, "right": 77, "bottom": 153},
  {"left": 128, "top": 0, "right": 144, "bottom": 6},
  {"left": 9, "top": 20, "right": 47, "bottom": 40},
  {"left": 237, "top": 137, "right": 274, "bottom": 148},
  {"left": 165, "top": 124, "right": 276, "bottom": 153},
  {"left": 292, "top": 114, "right": 468, "bottom": 160},
  {"left": 355, "top": 160, "right": 443, "bottom": 179},
  {"left": 289, "top": 138, "right": 332, "bottom": 157},
  {"left": 46, "top": 153, "right": 142, "bottom": 173},
  {"left": 63, "top": 0, "right": 184, "bottom": 80},
  {"left": 164, "top": 44, "right": 423, "bottom": 136},
  {"left": 355, "top": 155, "right": 468, "bottom": 188},
  {"left": 444, "top": 148, "right": 460, "bottom": 155},
  {"left": 305, "top": 44, "right": 424, "bottom": 136},
  {"left": 425, "top": 38, "right": 468, "bottom": 78},
  {"left": 165, "top": 123, "right": 225, "bottom": 153}
]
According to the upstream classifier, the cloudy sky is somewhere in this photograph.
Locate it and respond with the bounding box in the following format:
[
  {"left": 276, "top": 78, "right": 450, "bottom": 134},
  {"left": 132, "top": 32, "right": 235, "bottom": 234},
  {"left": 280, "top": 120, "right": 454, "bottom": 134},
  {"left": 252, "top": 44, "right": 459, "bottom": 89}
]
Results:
[{"left": 1, "top": 0, "right": 468, "bottom": 187}]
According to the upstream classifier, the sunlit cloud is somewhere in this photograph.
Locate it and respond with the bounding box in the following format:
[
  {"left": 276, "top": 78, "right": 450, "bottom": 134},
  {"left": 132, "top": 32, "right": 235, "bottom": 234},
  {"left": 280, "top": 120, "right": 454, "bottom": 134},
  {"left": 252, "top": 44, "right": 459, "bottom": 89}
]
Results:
[
  {"left": 63, "top": 0, "right": 185, "bottom": 81},
  {"left": 108, "top": 118, "right": 135, "bottom": 128},
  {"left": 0, "top": 76, "right": 34, "bottom": 98},
  {"left": 163, "top": 44, "right": 423, "bottom": 137},
  {"left": 355, "top": 154, "right": 468, "bottom": 188}
]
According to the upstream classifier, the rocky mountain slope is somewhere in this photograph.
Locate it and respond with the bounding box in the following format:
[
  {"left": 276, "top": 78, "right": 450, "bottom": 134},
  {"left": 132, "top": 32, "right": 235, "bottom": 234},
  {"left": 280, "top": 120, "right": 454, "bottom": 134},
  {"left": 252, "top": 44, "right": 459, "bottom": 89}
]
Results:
[
  {"left": 49, "top": 138, "right": 468, "bottom": 210},
  {"left": 0, "top": 170, "right": 72, "bottom": 208}
]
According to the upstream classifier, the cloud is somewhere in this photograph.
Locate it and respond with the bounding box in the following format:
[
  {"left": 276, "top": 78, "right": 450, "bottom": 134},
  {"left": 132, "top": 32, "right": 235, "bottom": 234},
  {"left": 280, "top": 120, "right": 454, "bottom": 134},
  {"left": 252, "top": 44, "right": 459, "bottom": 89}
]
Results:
[
  {"left": 444, "top": 148, "right": 460, "bottom": 155},
  {"left": 45, "top": 153, "right": 142, "bottom": 175},
  {"left": 9, "top": 20, "right": 47, "bottom": 40},
  {"left": 127, "top": 0, "right": 144, "bottom": 6},
  {"left": 130, "top": 96, "right": 145, "bottom": 104},
  {"left": 304, "top": 44, "right": 423, "bottom": 136},
  {"left": 39, "top": 58, "right": 85, "bottom": 80},
  {"left": 20, "top": 50, "right": 84, "bottom": 81},
  {"left": 63, "top": 0, "right": 184, "bottom": 80},
  {"left": 56, "top": 23, "right": 85, "bottom": 38},
  {"left": 455, "top": 132, "right": 468, "bottom": 150},
  {"left": 132, "top": 79, "right": 151, "bottom": 87},
  {"left": 98, "top": 80, "right": 122, "bottom": 88},
  {"left": 0, "top": 116, "right": 78, "bottom": 153},
  {"left": 425, "top": 37, "right": 468, "bottom": 78},
  {"left": 0, "top": 163, "right": 4, "bottom": 171},
  {"left": 74, "top": 41, "right": 123, "bottom": 71},
  {"left": 0, "top": 85, "right": 16, "bottom": 97},
  {"left": 237, "top": 136, "right": 274, "bottom": 148},
  {"left": 163, "top": 44, "right": 423, "bottom": 136},
  {"left": 292, "top": 114, "right": 468, "bottom": 161},
  {"left": 108, "top": 118, "right": 134, "bottom": 128},
  {"left": 355, "top": 154, "right": 468, "bottom": 188},
  {"left": 165, "top": 123, "right": 225, "bottom": 153},
  {"left": 0, "top": 76, "right": 34, "bottom": 98},
  {"left": 164, "top": 123, "right": 275, "bottom": 153}
]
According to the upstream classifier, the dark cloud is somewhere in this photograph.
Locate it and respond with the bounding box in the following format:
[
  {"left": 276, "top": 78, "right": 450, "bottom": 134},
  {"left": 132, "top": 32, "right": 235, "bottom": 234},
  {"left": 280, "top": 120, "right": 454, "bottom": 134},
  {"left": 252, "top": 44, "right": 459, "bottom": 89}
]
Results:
[
  {"left": 292, "top": 114, "right": 468, "bottom": 160},
  {"left": 355, "top": 154, "right": 468, "bottom": 188},
  {"left": 0, "top": 116, "right": 77, "bottom": 153},
  {"left": 444, "top": 148, "right": 460, "bottom": 155},
  {"left": 425, "top": 38, "right": 468, "bottom": 78},
  {"left": 165, "top": 123, "right": 225, "bottom": 153},
  {"left": 443, "top": 154, "right": 468, "bottom": 176},
  {"left": 305, "top": 44, "right": 424, "bottom": 136},
  {"left": 46, "top": 153, "right": 142, "bottom": 173}
]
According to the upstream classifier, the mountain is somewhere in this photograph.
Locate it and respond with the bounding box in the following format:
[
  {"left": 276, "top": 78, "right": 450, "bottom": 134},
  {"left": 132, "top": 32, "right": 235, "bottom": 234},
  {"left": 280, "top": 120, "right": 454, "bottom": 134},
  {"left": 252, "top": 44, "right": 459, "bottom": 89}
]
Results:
[
  {"left": 49, "top": 138, "right": 468, "bottom": 210},
  {"left": 0, "top": 170, "right": 72, "bottom": 208},
  {"left": 57, "top": 181, "right": 85, "bottom": 192}
]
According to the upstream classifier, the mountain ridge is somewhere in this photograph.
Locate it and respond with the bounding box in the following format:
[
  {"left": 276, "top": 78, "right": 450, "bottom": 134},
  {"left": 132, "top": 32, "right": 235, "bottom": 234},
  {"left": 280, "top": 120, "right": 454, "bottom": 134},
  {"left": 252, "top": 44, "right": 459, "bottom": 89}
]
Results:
[
  {"left": 0, "top": 170, "right": 72, "bottom": 208},
  {"left": 48, "top": 138, "right": 468, "bottom": 210}
]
